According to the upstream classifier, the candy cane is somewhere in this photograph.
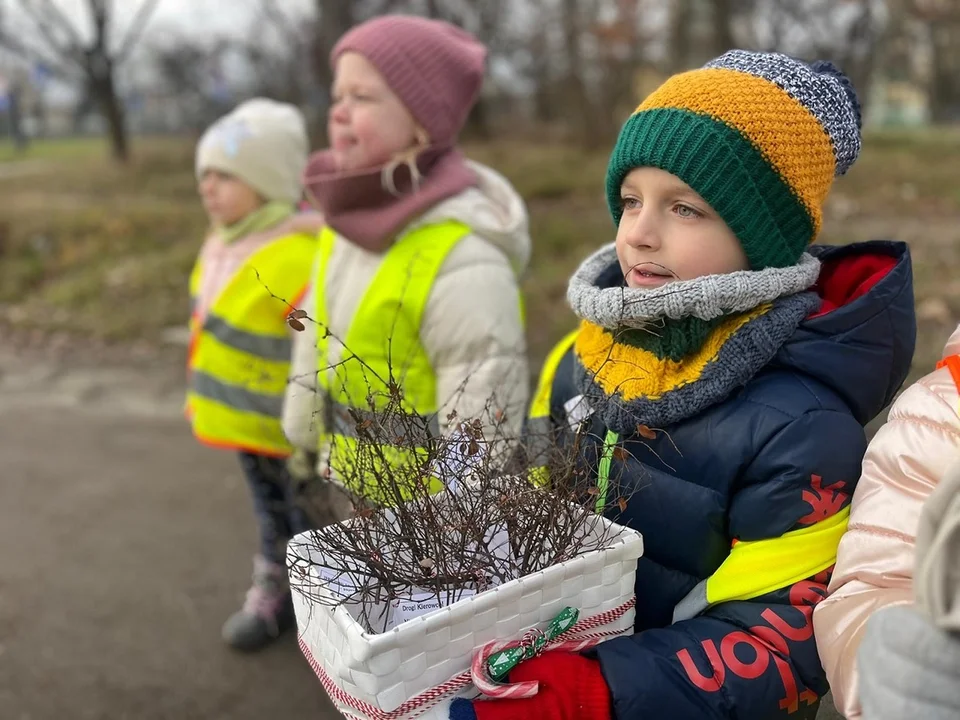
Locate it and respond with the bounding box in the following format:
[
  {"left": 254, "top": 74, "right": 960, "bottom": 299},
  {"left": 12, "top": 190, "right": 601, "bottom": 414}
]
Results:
[{"left": 470, "top": 597, "right": 636, "bottom": 700}]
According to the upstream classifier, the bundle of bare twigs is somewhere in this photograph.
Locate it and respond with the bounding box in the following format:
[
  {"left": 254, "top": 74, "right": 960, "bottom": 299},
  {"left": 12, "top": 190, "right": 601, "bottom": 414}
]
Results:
[
  {"left": 287, "top": 383, "right": 634, "bottom": 633},
  {"left": 280, "top": 292, "right": 636, "bottom": 634}
]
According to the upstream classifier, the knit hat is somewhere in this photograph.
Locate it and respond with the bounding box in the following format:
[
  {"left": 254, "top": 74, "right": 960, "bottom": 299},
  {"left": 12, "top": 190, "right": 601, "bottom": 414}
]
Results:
[
  {"left": 196, "top": 98, "right": 308, "bottom": 204},
  {"left": 331, "top": 15, "right": 487, "bottom": 147},
  {"left": 605, "top": 50, "right": 863, "bottom": 269}
]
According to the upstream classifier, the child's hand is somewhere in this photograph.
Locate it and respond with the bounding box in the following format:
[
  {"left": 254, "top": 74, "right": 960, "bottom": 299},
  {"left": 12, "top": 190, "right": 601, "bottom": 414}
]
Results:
[{"left": 449, "top": 651, "right": 611, "bottom": 720}]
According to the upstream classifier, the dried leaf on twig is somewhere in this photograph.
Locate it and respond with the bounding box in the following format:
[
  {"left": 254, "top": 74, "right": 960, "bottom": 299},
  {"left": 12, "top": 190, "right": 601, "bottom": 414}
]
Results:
[{"left": 636, "top": 424, "right": 657, "bottom": 440}]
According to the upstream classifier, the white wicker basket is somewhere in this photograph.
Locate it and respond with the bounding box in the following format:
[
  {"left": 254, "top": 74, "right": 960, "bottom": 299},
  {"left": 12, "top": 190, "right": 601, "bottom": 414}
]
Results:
[{"left": 288, "top": 514, "right": 643, "bottom": 720}]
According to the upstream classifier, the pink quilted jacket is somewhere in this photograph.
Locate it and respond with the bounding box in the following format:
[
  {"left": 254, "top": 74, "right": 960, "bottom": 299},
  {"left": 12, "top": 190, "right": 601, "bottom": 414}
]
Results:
[{"left": 813, "top": 324, "right": 960, "bottom": 718}]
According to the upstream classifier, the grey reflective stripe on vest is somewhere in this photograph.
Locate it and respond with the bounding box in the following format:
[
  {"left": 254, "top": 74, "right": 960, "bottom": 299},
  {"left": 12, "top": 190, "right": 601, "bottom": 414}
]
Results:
[
  {"left": 204, "top": 313, "right": 292, "bottom": 361},
  {"left": 191, "top": 371, "right": 284, "bottom": 417},
  {"left": 672, "top": 579, "right": 710, "bottom": 623},
  {"left": 327, "top": 398, "right": 439, "bottom": 446}
]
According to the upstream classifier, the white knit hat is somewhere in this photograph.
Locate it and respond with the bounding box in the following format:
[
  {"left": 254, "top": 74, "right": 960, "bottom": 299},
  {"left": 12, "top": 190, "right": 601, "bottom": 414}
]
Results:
[{"left": 196, "top": 98, "right": 308, "bottom": 204}]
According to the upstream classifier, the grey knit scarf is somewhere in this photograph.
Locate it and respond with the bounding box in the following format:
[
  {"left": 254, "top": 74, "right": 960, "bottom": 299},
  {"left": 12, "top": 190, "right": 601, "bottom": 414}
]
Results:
[
  {"left": 567, "top": 246, "right": 823, "bottom": 432},
  {"left": 567, "top": 243, "right": 821, "bottom": 328}
]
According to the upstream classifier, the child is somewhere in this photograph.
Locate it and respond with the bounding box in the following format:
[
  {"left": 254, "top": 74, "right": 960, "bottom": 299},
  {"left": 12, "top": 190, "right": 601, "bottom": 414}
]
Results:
[
  {"left": 282, "top": 16, "right": 530, "bottom": 496},
  {"left": 451, "top": 51, "right": 916, "bottom": 720},
  {"left": 814, "top": 325, "right": 960, "bottom": 718},
  {"left": 856, "top": 458, "right": 960, "bottom": 720},
  {"left": 187, "top": 98, "right": 322, "bottom": 651}
]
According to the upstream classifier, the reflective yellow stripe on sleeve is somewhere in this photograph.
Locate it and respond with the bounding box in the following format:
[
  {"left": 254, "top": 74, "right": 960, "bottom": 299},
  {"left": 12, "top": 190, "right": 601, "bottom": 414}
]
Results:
[{"left": 673, "top": 506, "right": 850, "bottom": 622}]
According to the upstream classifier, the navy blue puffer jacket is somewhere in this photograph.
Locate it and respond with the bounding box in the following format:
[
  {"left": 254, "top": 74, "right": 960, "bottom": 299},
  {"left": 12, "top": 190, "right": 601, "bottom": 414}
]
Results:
[{"left": 541, "top": 241, "right": 916, "bottom": 720}]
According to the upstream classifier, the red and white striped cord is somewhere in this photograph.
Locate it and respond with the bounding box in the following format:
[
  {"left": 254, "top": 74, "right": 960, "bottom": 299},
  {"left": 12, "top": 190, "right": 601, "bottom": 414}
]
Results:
[
  {"left": 470, "top": 597, "right": 636, "bottom": 699},
  {"left": 299, "top": 636, "right": 472, "bottom": 719},
  {"left": 298, "top": 597, "right": 635, "bottom": 719}
]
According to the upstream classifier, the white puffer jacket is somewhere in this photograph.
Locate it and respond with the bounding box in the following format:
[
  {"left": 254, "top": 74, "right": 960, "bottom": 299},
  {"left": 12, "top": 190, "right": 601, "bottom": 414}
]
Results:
[{"left": 282, "top": 161, "right": 531, "bottom": 474}]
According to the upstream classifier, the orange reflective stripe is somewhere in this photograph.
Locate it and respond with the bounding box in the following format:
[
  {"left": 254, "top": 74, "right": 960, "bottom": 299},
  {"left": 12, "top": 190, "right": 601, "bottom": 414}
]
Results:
[{"left": 936, "top": 354, "right": 960, "bottom": 392}]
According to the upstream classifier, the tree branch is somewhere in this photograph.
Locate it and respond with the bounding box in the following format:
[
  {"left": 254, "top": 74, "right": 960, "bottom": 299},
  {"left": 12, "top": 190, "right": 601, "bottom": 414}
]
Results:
[
  {"left": 34, "top": 0, "right": 87, "bottom": 51},
  {"left": 0, "top": 35, "right": 57, "bottom": 73},
  {"left": 0, "top": 10, "right": 81, "bottom": 80},
  {"left": 87, "top": 0, "right": 109, "bottom": 54},
  {"left": 18, "top": 0, "right": 84, "bottom": 67},
  {"left": 256, "top": 0, "right": 303, "bottom": 46},
  {"left": 116, "top": 0, "right": 161, "bottom": 61}
]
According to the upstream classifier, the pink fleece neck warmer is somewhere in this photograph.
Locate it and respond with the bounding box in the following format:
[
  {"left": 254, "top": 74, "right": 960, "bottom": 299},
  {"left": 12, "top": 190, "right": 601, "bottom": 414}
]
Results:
[{"left": 303, "top": 146, "right": 477, "bottom": 252}]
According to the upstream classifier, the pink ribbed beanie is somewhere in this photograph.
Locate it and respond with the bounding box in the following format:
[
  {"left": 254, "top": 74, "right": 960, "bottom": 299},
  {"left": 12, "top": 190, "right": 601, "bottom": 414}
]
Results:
[{"left": 331, "top": 15, "right": 487, "bottom": 147}]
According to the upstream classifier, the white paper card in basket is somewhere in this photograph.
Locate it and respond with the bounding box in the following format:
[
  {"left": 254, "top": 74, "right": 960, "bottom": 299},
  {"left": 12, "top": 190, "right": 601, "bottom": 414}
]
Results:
[
  {"left": 388, "top": 587, "right": 477, "bottom": 630},
  {"left": 289, "top": 512, "right": 643, "bottom": 720}
]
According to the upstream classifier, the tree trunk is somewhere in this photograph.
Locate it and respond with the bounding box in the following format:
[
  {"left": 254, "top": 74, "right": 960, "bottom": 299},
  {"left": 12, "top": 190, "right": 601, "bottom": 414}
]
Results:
[
  {"left": 464, "top": 96, "right": 492, "bottom": 140},
  {"left": 34, "top": 92, "right": 48, "bottom": 138},
  {"left": 93, "top": 70, "right": 128, "bottom": 163},
  {"left": 559, "top": 0, "right": 600, "bottom": 147},
  {"left": 928, "top": 19, "right": 960, "bottom": 122},
  {"left": 840, "top": 2, "right": 880, "bottom": 122},
  {"left": 711, "top": 0, "right": 737, "bottom": 55},
  {"left": 528, "top": 16, "right": 555, "bottom": 125},
  {"left": 424, "top": 0, "right": 443, "bottom": 20},
  {"left": 8, "top": 83, "right": 29, "bottom": 152},
  {"left": 669, "top": 0, "right": 694, "bottom": 72},
  {"left": 312, "top": 0, "right": 357, "bottom": 143}
]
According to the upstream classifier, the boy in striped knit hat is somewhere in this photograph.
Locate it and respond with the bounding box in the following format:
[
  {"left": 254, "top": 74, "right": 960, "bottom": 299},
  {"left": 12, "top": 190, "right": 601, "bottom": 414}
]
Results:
[{"left": 452, "top": 52, "right": 917, "bottom": 719}]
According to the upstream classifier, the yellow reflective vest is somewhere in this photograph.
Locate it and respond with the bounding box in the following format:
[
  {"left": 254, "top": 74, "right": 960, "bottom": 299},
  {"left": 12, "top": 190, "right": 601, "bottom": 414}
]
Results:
[
  {"left": 314, "top": 221, "right": 470, "bottom": 500},
  {"left": 187, "top": 229, "right": 316, "bottom": 457}
]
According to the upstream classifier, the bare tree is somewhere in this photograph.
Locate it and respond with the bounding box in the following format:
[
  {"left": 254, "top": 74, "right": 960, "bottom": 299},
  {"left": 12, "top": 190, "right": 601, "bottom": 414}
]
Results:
[
  {"left": 741, "top": 0, "right": 886, "bottom": 111},
  {"left": 590, "top": 0, "right": 650, "bottom": 135},
  {"left": 668, "top": 0, "right": 695, "bottom": 72},
  {"left": 910, "top": 0, "right": 960, "bottom": 122},
  {"left": 558, "top": 0, "right": 602, "bottom": 146},
  {"left": 667, "top": 0, "right": 741, "bottom": 72},
  {"left": 527, "top": 7, "right": 557, "bottom": 125},
  {"left": 223, "top": 0, "right": 314, "bottom": 106},
  {"left": 247, "top": 0, "right": 314, "bottom": 106},
  {"left": 830, "top": 0, "right": 887, "bottom": 113},
  {"left": 711, "top": 0, "right": 737, "bottom": 56},
  {"left": 149, "top": 37, "right": 232, "bottom": 133},
  {"left": 0, "top": 0, "right": 161, "bottom": 162}
]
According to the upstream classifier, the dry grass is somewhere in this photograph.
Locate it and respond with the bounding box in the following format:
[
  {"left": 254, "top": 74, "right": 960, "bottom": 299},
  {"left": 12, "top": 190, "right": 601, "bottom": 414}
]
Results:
[{"left": 1, "top": 130, "right": 959, "bottom": 384}]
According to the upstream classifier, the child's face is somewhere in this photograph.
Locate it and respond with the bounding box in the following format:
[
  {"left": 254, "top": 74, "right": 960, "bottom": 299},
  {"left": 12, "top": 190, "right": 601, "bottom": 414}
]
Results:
[
  {"left": 198, "top": 170, "right": 263, "bottom": 227},
  {"left": 328, "top": 52, "right": 421, "bottom": 172},
  {"left": 616, "top": 167, "right": 749, "bottom": 288}
]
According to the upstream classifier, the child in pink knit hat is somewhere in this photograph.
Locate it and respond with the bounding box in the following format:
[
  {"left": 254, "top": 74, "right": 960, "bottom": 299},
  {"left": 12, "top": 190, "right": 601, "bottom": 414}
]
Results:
[{"left": 283, "top": 13, "right": 531, "bottom": 533}]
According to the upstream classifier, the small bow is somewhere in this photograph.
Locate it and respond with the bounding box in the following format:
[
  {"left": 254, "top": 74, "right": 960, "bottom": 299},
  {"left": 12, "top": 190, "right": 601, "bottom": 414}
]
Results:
[{"left": 486, "top": 607, "right": 580, "bottom": 681}]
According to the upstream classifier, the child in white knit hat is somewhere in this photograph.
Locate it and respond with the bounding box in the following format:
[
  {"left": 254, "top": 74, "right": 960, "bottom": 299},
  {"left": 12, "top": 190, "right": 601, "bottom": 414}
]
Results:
[{"left": 186, "top": 97, "right": 323, "bottom": 652}]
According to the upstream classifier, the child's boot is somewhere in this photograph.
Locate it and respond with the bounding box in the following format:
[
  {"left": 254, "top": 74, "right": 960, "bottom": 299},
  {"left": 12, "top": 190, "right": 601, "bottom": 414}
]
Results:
[{"left": 222, "top": 554, "right": 295, "bottom": 651}]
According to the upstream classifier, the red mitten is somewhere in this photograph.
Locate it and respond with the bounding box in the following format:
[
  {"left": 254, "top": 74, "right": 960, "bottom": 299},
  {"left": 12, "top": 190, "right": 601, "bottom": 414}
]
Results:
[{"left": 449, "top": 651, "right": 611, "bottom": 720}]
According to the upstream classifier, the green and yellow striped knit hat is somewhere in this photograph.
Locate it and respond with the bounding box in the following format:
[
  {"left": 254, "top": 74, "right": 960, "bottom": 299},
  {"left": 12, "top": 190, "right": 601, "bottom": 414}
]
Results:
[{"left": 606, "top": 50, "right": 863, "bottom": 270}]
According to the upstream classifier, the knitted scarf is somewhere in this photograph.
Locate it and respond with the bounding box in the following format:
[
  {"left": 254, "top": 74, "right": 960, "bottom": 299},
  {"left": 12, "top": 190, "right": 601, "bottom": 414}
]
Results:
[
  {"left": 218, "top": 200, "right": 293, "bottom": 244},
  {"left": 566, "top": 244, "right": 823, "bottom": 433}
]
